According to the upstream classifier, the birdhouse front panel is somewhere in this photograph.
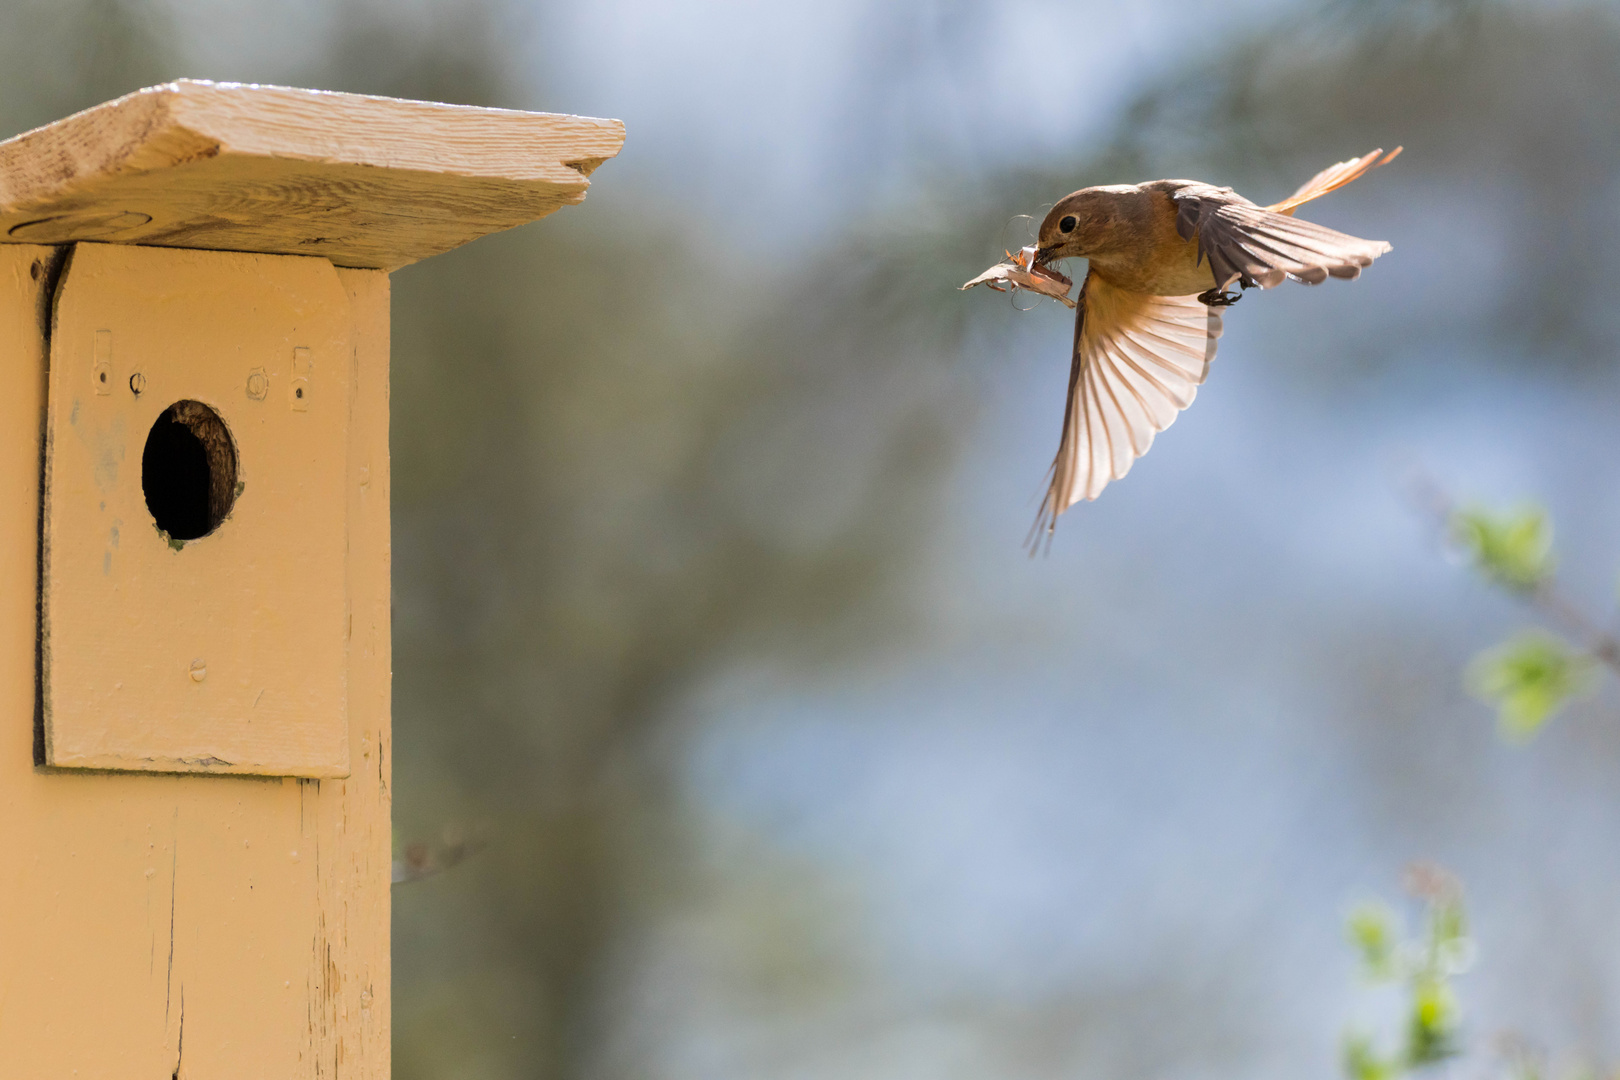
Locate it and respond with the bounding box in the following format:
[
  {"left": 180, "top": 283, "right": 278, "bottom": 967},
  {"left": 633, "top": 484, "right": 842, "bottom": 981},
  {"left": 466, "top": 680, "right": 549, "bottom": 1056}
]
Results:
[{"left": 43, "top": 242, "right": 352, "bottom": 776}]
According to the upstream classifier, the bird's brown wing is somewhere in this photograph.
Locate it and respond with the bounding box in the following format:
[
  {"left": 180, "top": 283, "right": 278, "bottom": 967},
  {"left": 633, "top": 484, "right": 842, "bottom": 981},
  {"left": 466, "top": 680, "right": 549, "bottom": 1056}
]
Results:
[
  {"left": 1032, "top": 271, "right": 1222, "bottom": 544},
  {"left": 1172, "top": 184, "right": 1391, "bottom": 290},
  {"left": 1266, "top": 147, "right": 1402, "bottom": 217}
]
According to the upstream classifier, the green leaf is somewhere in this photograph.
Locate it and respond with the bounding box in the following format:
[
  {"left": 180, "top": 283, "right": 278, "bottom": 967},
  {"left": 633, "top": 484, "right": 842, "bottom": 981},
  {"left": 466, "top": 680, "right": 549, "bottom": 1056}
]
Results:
[
  {"left": 1421, "top": 887, "right": 1469, "bottom": 965},
  {"left": 1450, "top": 505, "right": 1554, "bottom": 591},
  {"left": 1404, "top": 977, "right": 1460, "bottom": 1066},
  {"left": 1343, "top": 1033, "right": 1397, "bottom": 1080},
  {"left": 1465, "top": 631, "right": 1598, "bottom": 740},
  {"left": 1346, "top": 902, "right": 1401, "bottom": 981}
]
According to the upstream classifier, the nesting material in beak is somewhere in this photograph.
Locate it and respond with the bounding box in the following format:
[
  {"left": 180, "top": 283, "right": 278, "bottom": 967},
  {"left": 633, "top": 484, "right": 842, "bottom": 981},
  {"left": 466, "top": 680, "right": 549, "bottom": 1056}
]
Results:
[{"left": 960, "top": 245, "right": 1077, "bottom": 308}]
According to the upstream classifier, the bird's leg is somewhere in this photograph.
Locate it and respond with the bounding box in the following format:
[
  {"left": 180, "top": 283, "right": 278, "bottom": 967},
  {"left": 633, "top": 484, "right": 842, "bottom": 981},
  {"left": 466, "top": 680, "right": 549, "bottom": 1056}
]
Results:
[
  {"left": 1197, "top": 287, "right": 1242, "bottom": 307},
  {"left": 1197, "top": 275, "right": 1255, "bottom": 308}
]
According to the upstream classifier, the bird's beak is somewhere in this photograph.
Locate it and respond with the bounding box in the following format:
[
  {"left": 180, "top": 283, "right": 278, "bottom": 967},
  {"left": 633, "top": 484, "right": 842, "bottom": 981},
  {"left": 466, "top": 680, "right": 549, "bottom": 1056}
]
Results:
[{"left": 1016, "top": 246, "right": 1075, "bottom": 293}]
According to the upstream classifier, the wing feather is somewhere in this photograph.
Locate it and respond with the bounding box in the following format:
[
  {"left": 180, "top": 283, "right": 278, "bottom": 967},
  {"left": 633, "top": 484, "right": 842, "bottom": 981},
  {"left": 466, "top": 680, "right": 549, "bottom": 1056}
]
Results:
[
  {"left": 1032, "top": 272, "right": 1222, "bottom": 544},
  {"left": 1173, "top": 186, "right": 1392, "bottom": 292}
]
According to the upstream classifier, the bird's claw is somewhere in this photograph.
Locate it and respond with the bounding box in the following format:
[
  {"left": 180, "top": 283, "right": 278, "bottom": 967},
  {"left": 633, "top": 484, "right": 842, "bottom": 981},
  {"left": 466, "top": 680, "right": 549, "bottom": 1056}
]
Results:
[{"left": 1197, "top": 287, "right": 1243, "bottom": 308}]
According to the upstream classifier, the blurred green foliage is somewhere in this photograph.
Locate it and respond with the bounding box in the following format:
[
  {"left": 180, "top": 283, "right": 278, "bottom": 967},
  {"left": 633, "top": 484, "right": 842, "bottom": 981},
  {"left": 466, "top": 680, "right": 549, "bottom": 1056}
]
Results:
[
  {"left": 1444, "top": 500, "right": 1615, "bottom": 741},
  {"left": 1342, "top": 871, "right": 1471, "bottom": 1080},
  {"left": 1450, "top": 506, "right": 1554, "bottom": 592},
  {"left": 1339, "top": 871, "right": 1620, "bottom": 1080},
  {"left": 1465, "top": 631, "right": 1597, "bottom": 740},
  {"left": 1346, "top": 901, "right": 1400, "bottom": 981}
]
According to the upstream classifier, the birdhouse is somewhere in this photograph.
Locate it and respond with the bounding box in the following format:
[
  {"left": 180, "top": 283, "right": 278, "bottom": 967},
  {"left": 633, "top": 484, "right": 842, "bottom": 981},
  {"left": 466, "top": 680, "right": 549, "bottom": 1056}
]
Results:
[{"left": 0, "top": 80, "right": 622, "bottom": 1076}]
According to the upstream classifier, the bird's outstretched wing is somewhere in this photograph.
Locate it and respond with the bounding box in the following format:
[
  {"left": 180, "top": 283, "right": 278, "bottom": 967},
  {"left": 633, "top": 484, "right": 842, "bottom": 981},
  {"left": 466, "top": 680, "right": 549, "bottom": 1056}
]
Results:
[
  {"left": 1032, "top": 271, "right": 1222, "bottom": 545},
  {"left": 1267, "top": 147, "right": 1402, "bottom": 217},
  {"left": 1172, "top": 184, "right": 1392, "bottom": 291}
]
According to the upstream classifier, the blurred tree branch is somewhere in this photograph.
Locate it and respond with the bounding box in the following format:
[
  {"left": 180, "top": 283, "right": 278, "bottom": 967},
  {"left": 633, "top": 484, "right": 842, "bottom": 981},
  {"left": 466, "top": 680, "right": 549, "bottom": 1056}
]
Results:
[{"left": 1406, "top": 472, "right": 1616, "bottom": 739}]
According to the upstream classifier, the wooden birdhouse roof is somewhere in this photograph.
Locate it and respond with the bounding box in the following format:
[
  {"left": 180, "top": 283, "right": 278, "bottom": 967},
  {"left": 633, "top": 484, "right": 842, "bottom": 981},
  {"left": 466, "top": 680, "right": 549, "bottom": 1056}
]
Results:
[{"left": 0, "top": 79, "right": 624, "bottom": 270}]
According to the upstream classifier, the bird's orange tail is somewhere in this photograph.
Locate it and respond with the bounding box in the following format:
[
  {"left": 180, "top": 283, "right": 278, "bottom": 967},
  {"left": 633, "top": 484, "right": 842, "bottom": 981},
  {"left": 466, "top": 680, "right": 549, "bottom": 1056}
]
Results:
[{"left": 1266, "top": 146, "right": 1402, "bottom": 216}]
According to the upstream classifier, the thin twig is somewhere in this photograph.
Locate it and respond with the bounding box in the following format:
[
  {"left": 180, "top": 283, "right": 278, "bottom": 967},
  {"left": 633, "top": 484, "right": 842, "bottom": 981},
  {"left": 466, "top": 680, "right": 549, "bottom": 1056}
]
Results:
[{"left": 392, "top": 825, "right": 490, "bottom": 885}]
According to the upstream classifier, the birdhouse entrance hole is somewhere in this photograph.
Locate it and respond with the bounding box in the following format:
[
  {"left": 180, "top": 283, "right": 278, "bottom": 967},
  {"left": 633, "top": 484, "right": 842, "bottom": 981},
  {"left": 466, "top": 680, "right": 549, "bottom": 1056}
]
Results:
[{"left": 141, "top": 400, "right": 238, "bottom": 542}]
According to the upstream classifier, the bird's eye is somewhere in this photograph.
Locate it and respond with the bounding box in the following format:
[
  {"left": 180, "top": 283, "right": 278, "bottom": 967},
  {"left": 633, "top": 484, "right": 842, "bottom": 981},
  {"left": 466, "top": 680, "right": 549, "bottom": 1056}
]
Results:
[{"left": 1059, "top": 215, "right": 1077, "bottom": 234}]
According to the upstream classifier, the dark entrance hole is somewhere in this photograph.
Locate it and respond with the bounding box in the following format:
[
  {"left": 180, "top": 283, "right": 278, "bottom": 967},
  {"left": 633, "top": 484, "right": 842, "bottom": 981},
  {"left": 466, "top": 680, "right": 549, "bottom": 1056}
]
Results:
[{"left": 141, "top": 400, "right": 238, "bottom": 542}]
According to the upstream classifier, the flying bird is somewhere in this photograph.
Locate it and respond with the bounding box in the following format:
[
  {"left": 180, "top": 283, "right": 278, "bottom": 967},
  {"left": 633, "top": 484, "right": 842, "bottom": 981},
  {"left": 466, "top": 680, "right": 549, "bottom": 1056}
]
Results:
[{"left": 963, "top": 148, "right": 1400, "bottom": 544}]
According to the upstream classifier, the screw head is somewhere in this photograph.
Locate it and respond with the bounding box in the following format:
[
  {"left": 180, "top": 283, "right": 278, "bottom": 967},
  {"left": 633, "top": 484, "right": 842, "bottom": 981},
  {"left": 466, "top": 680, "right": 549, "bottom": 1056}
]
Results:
[
  {"left": 188, "top": 658, "right": 207, "bottom": 683},
  {"left": 246, "top": 369, "right": 269, "bottom": 401},
  {"left": 128, "top": 372, "right": 146, "bottom": 396}
]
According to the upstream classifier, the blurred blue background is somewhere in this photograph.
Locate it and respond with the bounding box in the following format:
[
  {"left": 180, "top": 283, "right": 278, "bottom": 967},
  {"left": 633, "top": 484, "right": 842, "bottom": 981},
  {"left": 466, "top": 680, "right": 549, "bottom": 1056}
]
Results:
[{"left": 6, "top": 1, "right": 1620, "bottom": 1076}]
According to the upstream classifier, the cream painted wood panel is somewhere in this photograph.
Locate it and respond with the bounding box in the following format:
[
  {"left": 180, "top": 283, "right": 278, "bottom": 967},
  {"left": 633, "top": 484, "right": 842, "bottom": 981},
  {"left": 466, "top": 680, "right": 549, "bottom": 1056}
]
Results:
[
  {"left": 0, "top": 245, "right": 391, "bottom": 1077},
  {"left": 0, "top": 80, "right": 626, "bottom": 270},
  {"left": 313, "top": 264, "right": 393, "bottom": 1077},
  {"left": 43, "top": 243, "right": 351, "bottom": 777}
]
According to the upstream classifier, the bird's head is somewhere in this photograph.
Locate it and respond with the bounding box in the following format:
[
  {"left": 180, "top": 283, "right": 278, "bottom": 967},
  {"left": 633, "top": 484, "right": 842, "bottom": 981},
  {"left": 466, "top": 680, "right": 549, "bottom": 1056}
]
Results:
[{"left": 1034, "top": 185, "right": 1136, "bottom": 267}]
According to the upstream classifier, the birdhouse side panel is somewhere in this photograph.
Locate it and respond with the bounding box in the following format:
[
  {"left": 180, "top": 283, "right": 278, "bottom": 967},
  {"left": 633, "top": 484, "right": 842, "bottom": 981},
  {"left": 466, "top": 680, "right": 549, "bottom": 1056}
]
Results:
[{"left": 307, "top": 264, "right": 393, "bottom": 1078}]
